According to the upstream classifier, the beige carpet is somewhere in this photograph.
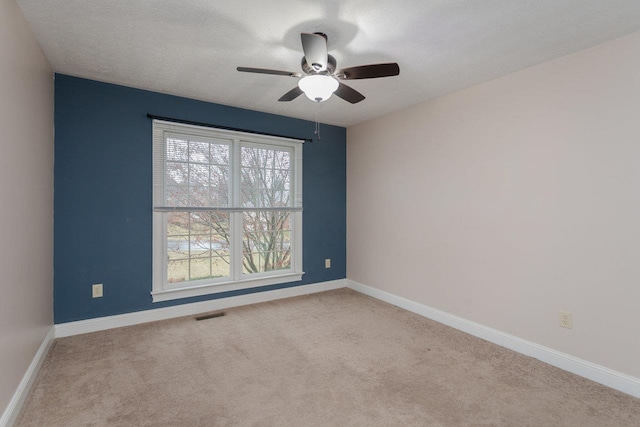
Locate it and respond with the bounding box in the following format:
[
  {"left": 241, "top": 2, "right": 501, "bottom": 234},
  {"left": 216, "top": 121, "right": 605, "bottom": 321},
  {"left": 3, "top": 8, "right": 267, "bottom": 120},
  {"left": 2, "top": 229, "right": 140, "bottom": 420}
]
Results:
[{"left": 16, "top": 288, "right": 640, "bottom": 426}]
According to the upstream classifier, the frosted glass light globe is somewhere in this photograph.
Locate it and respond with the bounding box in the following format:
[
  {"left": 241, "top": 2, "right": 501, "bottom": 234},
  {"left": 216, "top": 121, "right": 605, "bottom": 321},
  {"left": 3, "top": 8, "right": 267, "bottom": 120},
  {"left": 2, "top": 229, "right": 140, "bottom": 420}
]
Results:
[{"left": 298, "top": 75, "right": 339, "bottom": 102}]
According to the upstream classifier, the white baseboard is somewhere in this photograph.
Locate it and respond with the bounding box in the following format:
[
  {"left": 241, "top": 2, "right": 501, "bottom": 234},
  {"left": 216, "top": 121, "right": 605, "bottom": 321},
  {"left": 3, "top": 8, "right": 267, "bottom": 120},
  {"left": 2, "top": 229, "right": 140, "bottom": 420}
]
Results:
[
  {"left": 55, "top": 279, "right": 347, "bottom": 338},
  {"left": 0, "top": 326, "right": 55, "bottom": 427},
  {"left": 346, "top": 279, "right": 640, "bottom": 399}
]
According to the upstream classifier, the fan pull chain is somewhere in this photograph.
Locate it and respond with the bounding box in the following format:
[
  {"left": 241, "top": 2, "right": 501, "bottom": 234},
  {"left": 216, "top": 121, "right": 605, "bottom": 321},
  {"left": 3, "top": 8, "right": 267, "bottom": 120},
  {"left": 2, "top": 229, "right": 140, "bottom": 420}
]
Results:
[{"left": 315, "top": 105, "right": 321, "bottom": 140}]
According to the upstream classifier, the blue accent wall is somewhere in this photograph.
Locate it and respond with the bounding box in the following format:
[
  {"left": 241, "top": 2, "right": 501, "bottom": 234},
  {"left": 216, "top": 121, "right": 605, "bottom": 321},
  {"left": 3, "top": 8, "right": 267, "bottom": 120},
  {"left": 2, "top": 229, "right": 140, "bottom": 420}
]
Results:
[{"left": 54, "top": 75, "right": 346, "bottom": 323}]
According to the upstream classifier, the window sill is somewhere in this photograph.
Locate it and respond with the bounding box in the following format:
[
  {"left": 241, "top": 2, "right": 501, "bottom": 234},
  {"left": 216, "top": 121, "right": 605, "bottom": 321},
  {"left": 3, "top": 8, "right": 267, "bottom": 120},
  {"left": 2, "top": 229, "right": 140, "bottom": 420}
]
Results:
[{"left": 151, "top": 272, "right": 305, "bottom": 303}]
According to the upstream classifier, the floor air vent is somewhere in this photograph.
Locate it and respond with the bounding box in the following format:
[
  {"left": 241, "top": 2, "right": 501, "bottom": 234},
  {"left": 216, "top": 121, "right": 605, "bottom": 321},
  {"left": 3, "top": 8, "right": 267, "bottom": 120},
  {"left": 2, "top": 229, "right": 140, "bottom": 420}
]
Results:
[{"left": 195, "top": 312, "right": 226, "bottom": 321}]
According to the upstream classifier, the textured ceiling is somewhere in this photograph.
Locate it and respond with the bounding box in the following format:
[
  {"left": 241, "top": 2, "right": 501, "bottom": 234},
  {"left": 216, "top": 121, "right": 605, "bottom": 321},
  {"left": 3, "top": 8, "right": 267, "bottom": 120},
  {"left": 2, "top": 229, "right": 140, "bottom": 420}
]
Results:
[{"left": 16, "top": 0, "right": 640, "bottom": 127}]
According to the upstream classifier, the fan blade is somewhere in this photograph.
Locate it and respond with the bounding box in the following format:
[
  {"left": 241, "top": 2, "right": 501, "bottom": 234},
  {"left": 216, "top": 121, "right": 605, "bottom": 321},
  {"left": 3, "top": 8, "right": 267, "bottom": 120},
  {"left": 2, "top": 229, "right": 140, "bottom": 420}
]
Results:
[
  {"left": 334, "top": 83, "right": 365, "bottom": 104},
  {"left": 301, "top": 33, "right": 328, "bottom": 72},
  {"left": 237, "top": 67, "right": 301, "bottom": 77},
  {"left": 278, "top": 86, "right": 304, "bottom": 102},
  {"left": 337, "top": 63, "right": 400, "bottom": 80}
]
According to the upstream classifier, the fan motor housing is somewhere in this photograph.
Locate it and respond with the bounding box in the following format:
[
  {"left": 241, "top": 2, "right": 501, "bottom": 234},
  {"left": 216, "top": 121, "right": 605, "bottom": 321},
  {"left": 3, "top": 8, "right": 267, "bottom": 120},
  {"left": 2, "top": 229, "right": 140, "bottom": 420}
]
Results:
[{"left": 301, "top": 54, "right": 336, "bottom": 75}]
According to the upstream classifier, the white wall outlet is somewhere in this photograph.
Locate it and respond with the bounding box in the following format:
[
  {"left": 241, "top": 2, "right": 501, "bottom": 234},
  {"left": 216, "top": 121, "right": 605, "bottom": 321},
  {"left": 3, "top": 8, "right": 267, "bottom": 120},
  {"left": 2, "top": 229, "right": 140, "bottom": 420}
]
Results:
[
  {"left": 559, "top": 311, "right": 572, "bottom": 329},
  {"left": 325, "top": 258, "right": 331, "bottom": 269},
  {"left": 92, "top": 283, "right": 103, "bottom": 298}
]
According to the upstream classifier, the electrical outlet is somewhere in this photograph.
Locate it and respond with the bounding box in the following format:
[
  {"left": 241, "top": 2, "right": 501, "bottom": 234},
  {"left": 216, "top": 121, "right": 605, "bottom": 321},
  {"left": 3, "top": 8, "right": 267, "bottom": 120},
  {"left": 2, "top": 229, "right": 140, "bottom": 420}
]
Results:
[
  {"left": 92, "top": 283, "right": 103, "bottom": 298},
  {"left": 559, "top": 311, "right": 572, "bottom": 329},
  {"left": 325, "top": 258, "right": 331, "bottom": 269}
]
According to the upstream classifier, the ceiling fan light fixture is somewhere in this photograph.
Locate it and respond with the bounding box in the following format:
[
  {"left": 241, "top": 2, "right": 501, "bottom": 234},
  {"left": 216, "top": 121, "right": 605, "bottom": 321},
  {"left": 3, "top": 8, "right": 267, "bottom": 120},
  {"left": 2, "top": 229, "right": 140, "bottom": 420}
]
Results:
[
  {"left": 238, "top": 31, "right": 399, "bottom": 104},
  {"left": 298, "top": 75, "right": 339, "bottom": 102}
]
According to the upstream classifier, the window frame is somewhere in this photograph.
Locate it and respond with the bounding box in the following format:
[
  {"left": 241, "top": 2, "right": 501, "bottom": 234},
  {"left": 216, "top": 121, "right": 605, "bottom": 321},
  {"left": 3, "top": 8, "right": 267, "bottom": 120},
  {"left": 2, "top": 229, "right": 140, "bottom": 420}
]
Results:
[{"left": 151, "top": 120, "right": 304, "bottom": 303}]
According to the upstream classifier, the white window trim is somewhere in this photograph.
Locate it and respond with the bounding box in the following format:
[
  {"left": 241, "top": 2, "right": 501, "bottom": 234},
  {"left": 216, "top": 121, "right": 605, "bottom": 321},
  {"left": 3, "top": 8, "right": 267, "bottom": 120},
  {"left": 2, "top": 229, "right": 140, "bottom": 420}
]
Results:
[{"left": 151, "top": 120, "right": 304, "bottom": 303}]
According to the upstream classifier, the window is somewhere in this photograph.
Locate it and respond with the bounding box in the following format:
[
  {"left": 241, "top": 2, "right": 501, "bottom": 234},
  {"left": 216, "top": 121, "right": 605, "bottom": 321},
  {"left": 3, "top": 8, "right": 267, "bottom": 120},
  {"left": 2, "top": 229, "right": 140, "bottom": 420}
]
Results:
[{"left": 152, "top": 120, "right": 303, "bottom": 302}]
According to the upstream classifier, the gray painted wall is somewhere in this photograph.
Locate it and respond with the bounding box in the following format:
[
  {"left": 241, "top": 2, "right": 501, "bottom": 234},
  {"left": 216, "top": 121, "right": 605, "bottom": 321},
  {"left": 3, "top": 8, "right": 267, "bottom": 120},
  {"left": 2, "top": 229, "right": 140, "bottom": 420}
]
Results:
[
  {"left": 348, "top": 31, "right": 640, "bottom": 379},
  {"left": 0, "top": 0, "right": 54, "bottom": 417}
]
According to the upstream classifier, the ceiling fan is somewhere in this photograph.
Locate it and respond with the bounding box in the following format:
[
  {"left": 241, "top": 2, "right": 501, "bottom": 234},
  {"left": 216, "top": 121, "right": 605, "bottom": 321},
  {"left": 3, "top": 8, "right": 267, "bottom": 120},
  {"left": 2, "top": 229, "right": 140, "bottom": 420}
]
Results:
[{"left": 237, "top": 32, "right": 400, "bottom": 104}]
